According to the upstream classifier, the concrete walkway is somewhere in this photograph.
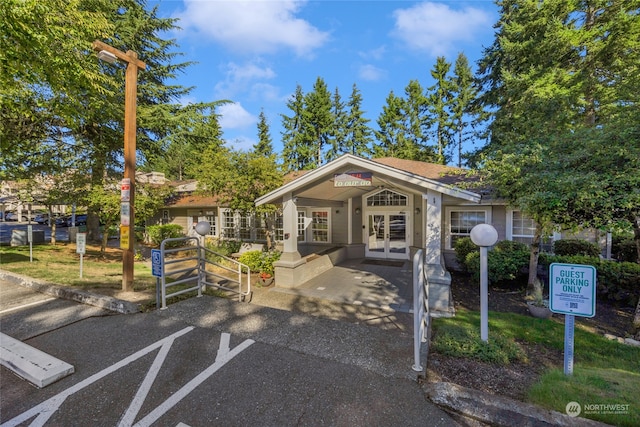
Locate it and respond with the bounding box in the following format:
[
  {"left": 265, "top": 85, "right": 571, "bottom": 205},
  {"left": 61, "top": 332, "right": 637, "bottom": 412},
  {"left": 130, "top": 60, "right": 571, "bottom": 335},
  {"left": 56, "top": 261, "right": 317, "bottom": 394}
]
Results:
[{"left": 265, "top": 258, "right": 413, "bottom": 313}]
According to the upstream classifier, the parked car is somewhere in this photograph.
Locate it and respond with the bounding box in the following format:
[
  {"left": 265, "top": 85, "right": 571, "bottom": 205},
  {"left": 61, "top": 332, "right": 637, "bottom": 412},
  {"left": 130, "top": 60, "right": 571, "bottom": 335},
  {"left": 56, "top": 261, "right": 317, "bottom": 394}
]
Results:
[
  {"left": 66, "top": 214, "right": 87, "bottom": 227},
  {"left": 34, "top": 213, "right": 50, "bottom": 224},
  {"left": 55, "top": 216, "right": 70, "bottom": 227},
  {"left": 5, "top": 212, "right": 18, "bottom": 221}
]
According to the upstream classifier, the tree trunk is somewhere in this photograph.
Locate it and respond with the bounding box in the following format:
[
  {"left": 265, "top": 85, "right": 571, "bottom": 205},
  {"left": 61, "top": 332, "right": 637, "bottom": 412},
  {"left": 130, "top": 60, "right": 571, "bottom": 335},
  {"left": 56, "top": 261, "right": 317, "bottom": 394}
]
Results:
[
  {"left": 526, "top": 224, "right": 542, "bottom": 295},
  {"left": 632, "top": 214, "right": 640, "bottom": 265}
]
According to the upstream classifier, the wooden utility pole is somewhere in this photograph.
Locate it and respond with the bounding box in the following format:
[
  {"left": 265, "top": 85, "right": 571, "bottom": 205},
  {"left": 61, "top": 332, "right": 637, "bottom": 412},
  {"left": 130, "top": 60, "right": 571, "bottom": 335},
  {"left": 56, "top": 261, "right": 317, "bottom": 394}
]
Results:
[{"left": 92, "top": 40, "right": 146, "bottom": 291}]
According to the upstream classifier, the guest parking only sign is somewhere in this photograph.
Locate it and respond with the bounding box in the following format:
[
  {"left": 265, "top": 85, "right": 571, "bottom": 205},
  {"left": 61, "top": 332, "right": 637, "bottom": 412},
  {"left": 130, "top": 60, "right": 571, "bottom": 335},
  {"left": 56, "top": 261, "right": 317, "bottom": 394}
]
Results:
[{"left": 549, "top": 263, "right": 596, "bottom": 317}]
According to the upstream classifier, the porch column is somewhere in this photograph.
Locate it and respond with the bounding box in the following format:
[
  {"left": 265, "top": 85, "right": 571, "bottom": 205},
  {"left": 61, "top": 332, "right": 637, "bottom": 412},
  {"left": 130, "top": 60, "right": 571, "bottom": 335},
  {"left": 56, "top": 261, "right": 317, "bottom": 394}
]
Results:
[
  {"left": 273, "top": 192, "right": 305, "bottom": 287},
  {"left": 281, "top": 192, "right": 300, "bottom": 257},
  {"left": 425, "top": 189, "right": 442, "bottom": 265}
]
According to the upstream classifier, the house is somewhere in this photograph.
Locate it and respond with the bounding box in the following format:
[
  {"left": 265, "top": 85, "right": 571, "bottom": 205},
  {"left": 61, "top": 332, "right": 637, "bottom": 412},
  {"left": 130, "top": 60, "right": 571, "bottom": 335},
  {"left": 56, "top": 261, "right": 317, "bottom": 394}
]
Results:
[{"left": 155, "top": 154, "right": 607, "bottom": 316}]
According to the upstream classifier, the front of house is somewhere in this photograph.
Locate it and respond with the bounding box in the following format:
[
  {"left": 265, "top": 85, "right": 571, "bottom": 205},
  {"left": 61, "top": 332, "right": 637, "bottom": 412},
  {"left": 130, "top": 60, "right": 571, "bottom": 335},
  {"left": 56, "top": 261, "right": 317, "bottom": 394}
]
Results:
[{"left": 156, "top": 154, "right": 606, "bottom": 316}]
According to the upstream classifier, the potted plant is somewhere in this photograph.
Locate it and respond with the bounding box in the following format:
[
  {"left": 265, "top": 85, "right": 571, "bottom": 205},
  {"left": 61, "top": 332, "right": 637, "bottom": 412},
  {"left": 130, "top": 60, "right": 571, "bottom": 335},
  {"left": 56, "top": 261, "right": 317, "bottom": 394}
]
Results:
[
  {"left": 526, "top": 278, "right": 552, "bottom": 319},
  {"left": 257, "top": 250, "right": 280, "bottom": 287}
]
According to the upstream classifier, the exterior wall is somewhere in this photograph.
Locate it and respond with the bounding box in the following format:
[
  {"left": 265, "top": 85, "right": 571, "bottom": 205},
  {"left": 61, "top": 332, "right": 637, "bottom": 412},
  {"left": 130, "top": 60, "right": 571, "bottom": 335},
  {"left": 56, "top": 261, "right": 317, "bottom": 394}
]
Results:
[
  {"left": 412, "top": 194, "right": 424, "bottom": 250},
  {"left": 331, "top": 208, "right": 348, "bottom": 244}
]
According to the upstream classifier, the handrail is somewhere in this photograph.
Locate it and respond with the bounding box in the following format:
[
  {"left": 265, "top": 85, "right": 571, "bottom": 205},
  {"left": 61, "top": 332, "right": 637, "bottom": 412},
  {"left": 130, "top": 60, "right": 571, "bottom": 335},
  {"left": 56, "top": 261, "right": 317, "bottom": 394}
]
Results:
[
  {"left": 157, "top": 237, "right": 251, "bottom": 309},
  {"left": 199, "top": 245, "right": 251, "bottom": 302},
  {"left": 412, "top": 249, "right": 430, "bottom": 372}
]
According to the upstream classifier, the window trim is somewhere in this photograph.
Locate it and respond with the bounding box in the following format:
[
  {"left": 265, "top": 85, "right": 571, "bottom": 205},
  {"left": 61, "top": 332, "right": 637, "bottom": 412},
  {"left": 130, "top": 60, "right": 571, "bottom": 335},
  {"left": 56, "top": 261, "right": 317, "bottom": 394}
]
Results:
[{"left": 444, "top": 206, "right": 492, "bottom": 250}]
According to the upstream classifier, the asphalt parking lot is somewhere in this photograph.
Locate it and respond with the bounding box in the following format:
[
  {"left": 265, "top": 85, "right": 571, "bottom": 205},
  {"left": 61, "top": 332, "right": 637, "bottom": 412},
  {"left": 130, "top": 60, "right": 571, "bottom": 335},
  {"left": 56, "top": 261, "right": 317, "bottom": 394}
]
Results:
[{"left": 0, "top": 280, "right": 457, "bottom": 427}]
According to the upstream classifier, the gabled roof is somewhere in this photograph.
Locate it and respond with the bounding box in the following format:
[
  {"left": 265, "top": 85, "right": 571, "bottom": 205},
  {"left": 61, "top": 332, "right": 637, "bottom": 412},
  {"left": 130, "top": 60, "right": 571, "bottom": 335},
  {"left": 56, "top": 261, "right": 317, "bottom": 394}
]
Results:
[{"left": 256, "top": 154, "right": 481, "bottom": 206}]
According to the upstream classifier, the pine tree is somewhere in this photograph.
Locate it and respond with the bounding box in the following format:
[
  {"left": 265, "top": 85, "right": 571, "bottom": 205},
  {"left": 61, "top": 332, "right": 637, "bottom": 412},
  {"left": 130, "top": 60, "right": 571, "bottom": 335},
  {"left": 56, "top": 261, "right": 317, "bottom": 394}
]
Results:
[
  {"left": 303, "top": 77, "right": 334, "bottom": 167},
  {"left": 281, "top": 85, "right": 312, "bottom": 172},
  {"left": 426, "top": 56, "right": 454, "bottom": 165},
  {"left": 344, "top": 84, "right": 373, "bottom": 157},
  {"left": 450, "top": 53, "right": 480, "bottom": 167},
  {"left": 255, "top": 109, "right": 274, "bottom": 157},
  {"left": 326, "top": 87, "right": 347, "bottom": 162}
]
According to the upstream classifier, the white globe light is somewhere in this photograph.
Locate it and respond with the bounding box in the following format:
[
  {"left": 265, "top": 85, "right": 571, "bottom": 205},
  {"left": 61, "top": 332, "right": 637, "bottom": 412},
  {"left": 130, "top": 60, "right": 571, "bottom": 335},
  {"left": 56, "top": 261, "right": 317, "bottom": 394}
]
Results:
[
  {"left": 470, "top": 223, "right": 498, "bottom": 247},
  {"left": 194, "top": 221, "right": 210, "bottom": 236}
]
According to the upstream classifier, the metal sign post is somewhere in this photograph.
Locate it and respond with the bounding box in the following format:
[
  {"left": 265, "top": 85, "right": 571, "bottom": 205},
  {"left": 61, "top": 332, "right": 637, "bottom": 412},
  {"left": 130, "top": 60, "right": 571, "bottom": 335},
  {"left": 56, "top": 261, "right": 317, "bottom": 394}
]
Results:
[
  {"left": 27, "top": 225, "right": 33, "bottom": 262},
  {"left": 76, "top": 233, "right": 87, "bottom": 278},
  {"left": 549, "top": 263, "right": 596, "bottom": 375},
  {"left": 151, "top": 249, "right": 163, "bottom": 309}
]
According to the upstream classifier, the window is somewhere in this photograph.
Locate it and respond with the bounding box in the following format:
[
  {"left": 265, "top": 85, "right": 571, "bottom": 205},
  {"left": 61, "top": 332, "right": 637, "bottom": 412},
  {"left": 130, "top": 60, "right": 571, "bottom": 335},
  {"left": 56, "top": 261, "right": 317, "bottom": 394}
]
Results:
[
  {"left": 297, "top": 211, "right": 306, "bottom": 241},
  {"left": 239, "top": 214, "right": 252, "bottom": 240},
  {"left": 274, "top": 214, "right": 284, "bottom": 241},
  {"left": 366, "top": 189, "right": 407, "bottom": 206},
  {"left": 255, "top": 215, "right": 267, "bottom": 241},
  {"left": 222, "top": 210, "right": 236, "bottom": 239},
  {"left": 311, "top": 210, "right": 330, "bottom": 242},
  {"left": 205, "top": 213, "right": 217, "bottom": 236},
  {"left": 509, "top": 210, "right": 536, "bottom": 244},
  {"left": 446, "top": 208, "right": 490, "bottom": 249}
]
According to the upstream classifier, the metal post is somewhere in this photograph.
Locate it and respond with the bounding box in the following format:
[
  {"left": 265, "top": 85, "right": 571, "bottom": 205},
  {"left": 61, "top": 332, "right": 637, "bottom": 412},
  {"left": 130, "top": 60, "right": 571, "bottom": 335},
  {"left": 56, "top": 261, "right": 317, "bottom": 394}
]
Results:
[
  {"left": 480, "top": 246, "right": 489, "bottom": 342},
  {"left": 564, "top": 314, "right": 575, "bottom": 375}
]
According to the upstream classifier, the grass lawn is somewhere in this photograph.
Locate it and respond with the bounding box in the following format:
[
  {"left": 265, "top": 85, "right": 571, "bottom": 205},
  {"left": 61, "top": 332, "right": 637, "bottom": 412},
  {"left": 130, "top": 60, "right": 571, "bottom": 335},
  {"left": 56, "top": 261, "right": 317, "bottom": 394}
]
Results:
[
  {"left": 0, "top": 243, "right": 156, "bottom": 292},
  {"left": 432, "top": 308, "right": 640, "bottom": 426}
]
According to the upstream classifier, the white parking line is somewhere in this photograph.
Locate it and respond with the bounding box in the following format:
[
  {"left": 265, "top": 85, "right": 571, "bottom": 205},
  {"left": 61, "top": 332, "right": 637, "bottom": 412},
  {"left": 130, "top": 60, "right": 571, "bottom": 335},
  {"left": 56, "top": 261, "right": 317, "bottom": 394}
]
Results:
[{"left": 0, "top": 298, "right": 57, "bottom": 315}]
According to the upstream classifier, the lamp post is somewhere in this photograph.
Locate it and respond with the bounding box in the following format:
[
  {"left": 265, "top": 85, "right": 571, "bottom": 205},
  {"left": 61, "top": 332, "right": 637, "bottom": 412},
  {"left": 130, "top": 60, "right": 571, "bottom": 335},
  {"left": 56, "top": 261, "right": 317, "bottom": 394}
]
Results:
[
  {"left": 93, "top": 40, "right": 146, "bottom": 291},
  {"left": 470, "top": 223, "right": 498, "bottom": 342}
]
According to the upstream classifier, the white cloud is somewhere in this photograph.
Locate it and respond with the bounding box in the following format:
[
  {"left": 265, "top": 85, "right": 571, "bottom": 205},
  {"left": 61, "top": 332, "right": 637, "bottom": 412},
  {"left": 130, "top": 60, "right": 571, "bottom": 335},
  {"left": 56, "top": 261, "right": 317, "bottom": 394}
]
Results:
[
  {"left": 391, "top": 2, "right": 492, "bottom": 57},
  {"left": 358, "top": 64, "right": 386, "bottom": 82},
  {"left": 358, "top": 45, "right": 387, "bottom": 61},
  {"left": 177, "top": 0, "right": 330, "bottom": 56},
  {"left": 214, "top": 61, "right": 277, "bottom": 99},
  {"left": 218, "top": 102, "right": 256, "bottom": 130}
]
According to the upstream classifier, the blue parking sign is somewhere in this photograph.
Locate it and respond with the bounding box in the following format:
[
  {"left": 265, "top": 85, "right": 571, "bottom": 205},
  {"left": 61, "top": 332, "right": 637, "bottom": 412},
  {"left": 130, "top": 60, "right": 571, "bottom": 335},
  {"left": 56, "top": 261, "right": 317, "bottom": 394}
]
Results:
[{"left": 151, "top": 249, "right": 163, "bottom": 277}]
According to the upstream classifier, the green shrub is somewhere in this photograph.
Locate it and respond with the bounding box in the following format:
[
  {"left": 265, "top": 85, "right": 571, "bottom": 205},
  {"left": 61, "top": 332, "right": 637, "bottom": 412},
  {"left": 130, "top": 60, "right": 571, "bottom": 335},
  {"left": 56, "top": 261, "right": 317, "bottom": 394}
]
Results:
[
  {"left": 237, "top": 250, "right": 281, "bottom": 274},
  {"left": 238, "top": 250, "right": 263, "bottom": 272},
  {"left": 540, "top": 254, "right": 640, "bottom": 306},
  {"left": 464, "top": 239, "right": 529, "bottom": 287},
  {"left": 454, "top": 237, "right": 479, "bottom": 270},
  {"left": 612, "top": 236, "right": 638, "bottom": 263},
  {"left": 205, "top": 239, "right": 242, "bottom": 258},
  {"left": 146, "top": 224, "right": 185, "bottom": 247},
  {"left": 553, "top": 239, "right": 601, "bottom": 257}
]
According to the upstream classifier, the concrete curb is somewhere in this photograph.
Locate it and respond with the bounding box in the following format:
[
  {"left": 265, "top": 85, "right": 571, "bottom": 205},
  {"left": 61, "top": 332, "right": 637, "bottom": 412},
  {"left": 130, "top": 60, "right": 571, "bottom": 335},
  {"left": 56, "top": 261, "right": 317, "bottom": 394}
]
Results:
[
  {"left": 0, "top": 270, "right": 141, "bottom": 314},
  {"left": 424, "top": 382, "right": 611, "bottom": 427}
]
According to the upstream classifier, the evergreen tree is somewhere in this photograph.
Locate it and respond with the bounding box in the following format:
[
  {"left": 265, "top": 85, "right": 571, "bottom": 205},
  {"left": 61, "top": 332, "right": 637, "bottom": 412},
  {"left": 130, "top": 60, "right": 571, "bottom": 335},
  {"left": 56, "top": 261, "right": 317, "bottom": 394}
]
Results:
[
  {"left": 326, "top": 87, "right": 347, "bottom": 162},
  {"left": 476, "top": 0, "right": 640, "bottom": 291},
  {"left": 344, "top": 84, "right": 373, "bottom": 158},
  {"left": 303, "top": 77, "right": 334, "bottom": 167},
  {"left": 374, "top": 91, "right": 406, "bottom": 158},
  {"left": 281, "top": 85, "right": 312, "bottom": 172},
  {"left": 426, "top": 56, "right": 454, "bottom": 165},
  {"left": 255, "top": 109, "right": 274, "bottom": 157},
  {"left": 450, "top": 52, "right": 480, "bottom": 167}
]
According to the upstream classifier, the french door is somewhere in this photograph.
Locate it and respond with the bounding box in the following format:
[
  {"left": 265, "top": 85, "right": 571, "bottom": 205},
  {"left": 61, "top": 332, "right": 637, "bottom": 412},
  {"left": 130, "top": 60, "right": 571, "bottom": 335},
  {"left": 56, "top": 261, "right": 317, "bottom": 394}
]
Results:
[{"left": 365, "top": 212, "right": 408, "bottom": 259}]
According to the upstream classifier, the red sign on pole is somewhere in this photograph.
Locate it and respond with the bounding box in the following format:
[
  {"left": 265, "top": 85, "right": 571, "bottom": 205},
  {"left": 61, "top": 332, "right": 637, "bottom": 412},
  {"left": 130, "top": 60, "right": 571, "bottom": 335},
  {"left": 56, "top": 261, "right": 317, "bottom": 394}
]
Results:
[{"left": 121, "top": 178, "right": 131, "bottom": 202}]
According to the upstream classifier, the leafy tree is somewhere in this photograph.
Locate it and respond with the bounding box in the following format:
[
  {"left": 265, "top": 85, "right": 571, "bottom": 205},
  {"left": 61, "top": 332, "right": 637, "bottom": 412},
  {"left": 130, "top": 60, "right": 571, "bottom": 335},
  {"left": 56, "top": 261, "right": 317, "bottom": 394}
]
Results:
[
  {"left": 476, "top": 0, "right": 640, "bottom": 295},
  {"left": 426, "top": 56, "right": 454, "bottom": 165}
]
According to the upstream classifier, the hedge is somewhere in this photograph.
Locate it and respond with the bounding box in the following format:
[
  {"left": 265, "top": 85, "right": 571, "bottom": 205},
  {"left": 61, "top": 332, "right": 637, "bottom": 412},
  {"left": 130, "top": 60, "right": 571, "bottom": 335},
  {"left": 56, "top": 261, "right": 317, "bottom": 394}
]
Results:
[{"left": 540, "top": 253, "right": 640, "bottom": 307}]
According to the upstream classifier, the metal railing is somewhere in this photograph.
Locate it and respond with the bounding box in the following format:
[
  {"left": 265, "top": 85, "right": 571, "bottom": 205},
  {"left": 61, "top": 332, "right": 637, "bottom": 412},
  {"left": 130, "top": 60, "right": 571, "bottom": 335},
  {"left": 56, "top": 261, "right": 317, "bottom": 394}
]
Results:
[
  {"left": 412, "top": 249, "right": 430, "bottom": 372},
  {"left": 158, "top": 237, "right": 251, "bottom": 309}
]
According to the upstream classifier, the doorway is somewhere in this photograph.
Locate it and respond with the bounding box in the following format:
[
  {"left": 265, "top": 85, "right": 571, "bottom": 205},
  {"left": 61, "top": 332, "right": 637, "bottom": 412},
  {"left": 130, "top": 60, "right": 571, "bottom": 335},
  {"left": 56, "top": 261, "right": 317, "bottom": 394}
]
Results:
[{"left": 365, "top": 212, "right": 408, "bottom": 259}]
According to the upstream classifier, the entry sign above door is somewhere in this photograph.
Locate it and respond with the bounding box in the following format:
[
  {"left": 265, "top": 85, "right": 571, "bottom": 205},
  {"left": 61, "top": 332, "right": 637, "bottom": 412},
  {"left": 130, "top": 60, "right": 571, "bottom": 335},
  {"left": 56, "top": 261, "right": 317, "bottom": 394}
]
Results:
[
  {"left": 334, "top": 172, "right": 372, "bottom": 187},
  {"left": 549, "top": 263, "right": 596, "bottom": 317}
]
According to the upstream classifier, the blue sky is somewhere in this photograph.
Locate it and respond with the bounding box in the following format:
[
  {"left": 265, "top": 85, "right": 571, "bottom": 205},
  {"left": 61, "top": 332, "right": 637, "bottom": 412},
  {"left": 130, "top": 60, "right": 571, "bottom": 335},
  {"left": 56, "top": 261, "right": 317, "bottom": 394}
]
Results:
[{"left": 150, "top": 0, "right": 499, "bottom": 165}]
